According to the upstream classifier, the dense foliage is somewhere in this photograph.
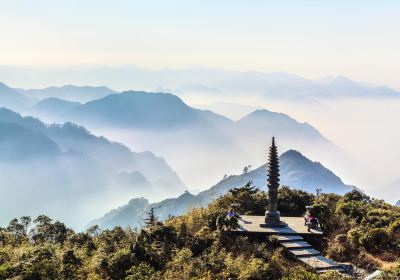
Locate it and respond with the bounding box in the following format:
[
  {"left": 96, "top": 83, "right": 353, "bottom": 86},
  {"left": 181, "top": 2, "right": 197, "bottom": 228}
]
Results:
[{"left": 0, "top": 185, "right": 399, "bottom": 279}]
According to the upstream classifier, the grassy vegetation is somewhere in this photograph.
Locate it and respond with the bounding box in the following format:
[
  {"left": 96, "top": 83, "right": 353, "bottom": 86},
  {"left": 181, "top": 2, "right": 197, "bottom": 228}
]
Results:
[{"left": 0, "top": 184, "right": 399, "bottom": 279}]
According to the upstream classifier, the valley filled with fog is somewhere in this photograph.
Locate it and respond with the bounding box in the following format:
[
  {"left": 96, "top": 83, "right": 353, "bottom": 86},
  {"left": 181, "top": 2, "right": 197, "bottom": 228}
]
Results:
[{"left": 195, "top": 96, "right": 400, "bottom": 200}]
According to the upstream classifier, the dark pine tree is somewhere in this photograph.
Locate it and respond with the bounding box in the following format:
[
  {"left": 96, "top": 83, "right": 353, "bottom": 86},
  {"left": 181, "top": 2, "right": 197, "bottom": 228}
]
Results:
[{"left": 143, "top": 207, "right": 158, "bottom": 227}]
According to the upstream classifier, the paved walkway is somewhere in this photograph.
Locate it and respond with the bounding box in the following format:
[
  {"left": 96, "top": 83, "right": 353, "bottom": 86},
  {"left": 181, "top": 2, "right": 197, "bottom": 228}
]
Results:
[
  {"left": 235, "top": 215, "right": 345, "bottom": 274},
  {"left": 276, "top": 234, "right": 346, "bottom": 274}
]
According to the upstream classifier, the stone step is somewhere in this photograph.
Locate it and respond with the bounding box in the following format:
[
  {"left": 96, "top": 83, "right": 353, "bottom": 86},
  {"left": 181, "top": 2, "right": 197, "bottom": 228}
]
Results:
[
  {"left": 281, "top": 241, "right": 312, "bottom": 249},
  {"left": 289, "top": 248, "right": 321, "bottom": 257},
  {"left": 316, "top": 267, "right": 347, "bottom": 274},
  {"left": 299, "top": 255, "right": 343, "bottom": 270},
  {"left": 276, "top": 235, "right": 304, "bottom": 243}
]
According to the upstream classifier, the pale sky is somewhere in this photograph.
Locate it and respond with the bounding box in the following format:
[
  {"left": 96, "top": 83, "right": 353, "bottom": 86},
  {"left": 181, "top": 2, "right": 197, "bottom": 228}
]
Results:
[{"left": 1, "top": 0, "right": 400, "bottom": 88}]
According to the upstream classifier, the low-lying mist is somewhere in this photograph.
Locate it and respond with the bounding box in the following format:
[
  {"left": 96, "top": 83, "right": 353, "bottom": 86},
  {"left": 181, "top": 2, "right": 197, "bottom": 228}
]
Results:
[{"left": 190, "top": 95, "right": 400, "bottom": 202}]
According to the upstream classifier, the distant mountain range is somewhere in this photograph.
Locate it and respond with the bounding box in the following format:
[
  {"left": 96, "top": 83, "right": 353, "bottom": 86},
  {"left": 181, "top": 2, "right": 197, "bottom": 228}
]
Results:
[
  {"left": 89, "top": 150, "right": 354, "bottom": 229},
  {"left": 18, "top": 85, "right": 116, "bottom": 103},
  {"left": 0, "top": 81, "right": 354, "bottom": 188},
  {"left": 0, "top": 108, "right": 185, "bottom": 229},
  {"left": 43, "top": 90, "right": 340, "bottom": 188},
  {"left": 2, "top": 66, "right": 399, "bottom": 101}
]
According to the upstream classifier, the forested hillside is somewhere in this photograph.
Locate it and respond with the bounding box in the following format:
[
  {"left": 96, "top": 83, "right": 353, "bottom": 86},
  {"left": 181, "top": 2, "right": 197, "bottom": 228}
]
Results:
[
  {"left": 90, "top": 150, "right": 353, "bottom": 229},
  {"left": 1, "top": 187, "right": 399, "bottom": 279}
]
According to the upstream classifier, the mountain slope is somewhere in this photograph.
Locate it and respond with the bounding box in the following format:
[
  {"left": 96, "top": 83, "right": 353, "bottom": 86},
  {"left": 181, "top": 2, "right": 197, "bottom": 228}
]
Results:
[
  {"left": 0, "top": 122, "right": 60, "bottom": 160},
  {"left": 64, "top": 91, "right": 203, "bottom": 129},
  {"left": 61, "top": 91, "right": 250, "bottom": 187},
  {"left": 0, "top": 82, "right": 37, "bottom": 112},
  {"left": 30, "top": 97, "right": 81, "bottom": 121},
  {"left": 90, "top": 150, "right": 353, "bottom": 229},
  {"left": 0, "top": 108, "right": 186, "bottom": 229},
  {"left": 58, "top": 90, "right": 337, "bottom": 189},
  {"left": 238, "top": 109, "right": 326, "bottom": 142}
]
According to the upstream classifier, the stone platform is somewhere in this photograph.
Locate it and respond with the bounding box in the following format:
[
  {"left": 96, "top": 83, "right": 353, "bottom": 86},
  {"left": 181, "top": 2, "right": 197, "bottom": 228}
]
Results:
[
  {"left": 237, "top": 215, "right": 323, "bottom": 236},
  {"left": 234, "top": 215, "right": 346, "bottom": 274}
]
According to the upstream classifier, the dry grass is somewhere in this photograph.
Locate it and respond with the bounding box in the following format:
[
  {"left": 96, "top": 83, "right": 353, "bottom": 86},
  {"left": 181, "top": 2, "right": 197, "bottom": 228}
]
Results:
[{"left": 364, "top": 252, "right": 399, "bottom": 270}]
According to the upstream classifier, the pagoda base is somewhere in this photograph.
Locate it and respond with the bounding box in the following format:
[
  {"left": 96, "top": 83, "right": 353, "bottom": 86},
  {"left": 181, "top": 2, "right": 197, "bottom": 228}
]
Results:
[{"left": 261, "top": 210, "right": 286, "bottom": 228}]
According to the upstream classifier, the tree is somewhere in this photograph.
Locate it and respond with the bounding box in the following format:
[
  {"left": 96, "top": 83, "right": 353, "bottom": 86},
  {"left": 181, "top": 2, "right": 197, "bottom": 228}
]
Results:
[
  {"left": 343, "top": 189, "right": 370, "bottom": 203},
  {"left": 225, "top": 181, "right": 267, "bottom": 215},
  {"left": 143, "top": 208, "right": 158, "bottom": 228},
  {"left": 278, "top": 186, "right": 315, "bottom": 216},
  {"left": 229, "top": 181, "right": 257, "bottom": 197},
  {"left": 31, "top": 215, "right": 68, "bottom": 244},
  {"left": 7, "top": 218, "right": 26, "bottom": 243},
  {"left": 87, "top": 225, "right": 100, "bottom": 237}
]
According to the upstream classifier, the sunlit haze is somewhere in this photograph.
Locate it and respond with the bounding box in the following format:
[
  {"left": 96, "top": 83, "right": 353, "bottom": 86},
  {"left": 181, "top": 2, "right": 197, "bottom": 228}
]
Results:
[{"left": 1, "top": 0, "right": 400, "bottom": 88}]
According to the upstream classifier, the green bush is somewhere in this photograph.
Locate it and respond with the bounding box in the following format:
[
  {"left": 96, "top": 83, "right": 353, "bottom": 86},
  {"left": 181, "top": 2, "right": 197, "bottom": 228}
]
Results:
[
  {"left": 360, "top": 228, "right": 391, "bottom": 253},
  {"left": 126, "top": 263, "right": 161, "bottom": 280},
  {"left": 336, "top": 201, "right": 368, "bottom": 224},
  {"left": 278, "top": 186, "right": 315, "bottom": 216},
  {"left": 388, "top": 220, "right": 400, "bottom": 239}
]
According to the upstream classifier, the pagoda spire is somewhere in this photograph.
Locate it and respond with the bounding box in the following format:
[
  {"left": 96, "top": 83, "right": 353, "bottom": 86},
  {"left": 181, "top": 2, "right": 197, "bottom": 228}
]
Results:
[{"left": 264, "top": 136, "right": 283, "bottom": 226}]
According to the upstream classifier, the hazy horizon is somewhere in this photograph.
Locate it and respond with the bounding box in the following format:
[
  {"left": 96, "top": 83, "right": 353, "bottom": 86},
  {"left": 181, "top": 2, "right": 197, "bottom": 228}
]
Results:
[{"left": 1, "top": 0, "right": 400, "bottom": 88}]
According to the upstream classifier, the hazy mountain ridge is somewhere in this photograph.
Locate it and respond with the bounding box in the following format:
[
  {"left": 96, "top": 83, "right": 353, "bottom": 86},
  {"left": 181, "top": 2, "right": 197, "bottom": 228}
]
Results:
[
  {"left": 0, "top": 108, "right": 186, "bottom": 228},
  {"left": 1, "top": 82, "right": 352, "bottom": 189},
  {"left": 186, "top": 72, "right": 400, "bottom": 101},
  {"left": 0, "top": 82, "right": 37, "bottom": 112},
  {"left": 4, "top": 66, "right": 397, "bottom": 100},
  {"left": 238, "top": 109, "right": 327, "bottom": 141},
  {"left": 52, "top": 90, "right": 338, "bottom": 188},
  {"left": 0, "top": 122, "right": 60, "bottom": 160},
  {"left": 0, "top": 108, "right": 183, "bottom": 183},
  {"left": 90, "top": 149, "right": 353, "bottom": 229},
  {"left": 63, "top": 91, "right": 205, "bottom": 129},
  {"left": 19, "top": 85, "right": 117, "bottom": 103},
  {"left": 30, "top": 97, "right": 81, "bottom": 121}
]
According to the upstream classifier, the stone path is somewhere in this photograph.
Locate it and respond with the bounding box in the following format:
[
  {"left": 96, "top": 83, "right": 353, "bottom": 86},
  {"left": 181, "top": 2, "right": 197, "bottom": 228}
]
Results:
[{"left": 276, "top": 234, "right": 346, "bottom": 274}]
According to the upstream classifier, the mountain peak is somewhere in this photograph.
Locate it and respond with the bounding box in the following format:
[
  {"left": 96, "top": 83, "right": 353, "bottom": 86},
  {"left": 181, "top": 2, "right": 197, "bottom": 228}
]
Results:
[
  {"left": 242, "top": 108, "right": 288, "bottom": 119},
  {"left": 280, "top": 149, "right": 307, "bottom": 160},
  {"left": 63, "top": 90, "right": 199, "bottom": 129}
]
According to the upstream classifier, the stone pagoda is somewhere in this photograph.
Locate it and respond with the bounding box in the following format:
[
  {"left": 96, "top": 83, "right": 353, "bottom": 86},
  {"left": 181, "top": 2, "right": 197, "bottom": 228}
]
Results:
[{"left": 264, "top": 137, "right": 285, "bottom": 227}]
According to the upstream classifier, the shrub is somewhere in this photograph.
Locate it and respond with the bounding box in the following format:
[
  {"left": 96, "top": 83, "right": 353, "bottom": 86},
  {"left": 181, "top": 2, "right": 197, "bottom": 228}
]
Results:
[
  {"left": 320, "top": 270, "right": 352, "bottom": 280},
  {"left": 281, "top": 267, "right": 319, "bottom": 280},
  {"left": 377, "top": 265, "right": 400, "bottom": 279},
  {"left": 360, "top": 228, "right": 391, "bottom": 253},
  {"left": 342, "top": 189, "right": 370, "bottom": 203},
  {"left": 326, "top": 234, "right": 354, "bottom": 261},
  {"left": 126, "top": 263, "right": 161, "bottom": 280},
  {"left": 388, "top": 220, "right": 400, "bottom": 239},
  {"left": 362, "top": 209, "right": 400, "bottom": 228},
  {"left": 336, "top": 201, "right": 368, "bottom": 224},
  {"left": 309, "top": 203, "right": 332, "bottom": 231},
  {"left": 278, "top": 186, "right": 315, "bottom": 216}
]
